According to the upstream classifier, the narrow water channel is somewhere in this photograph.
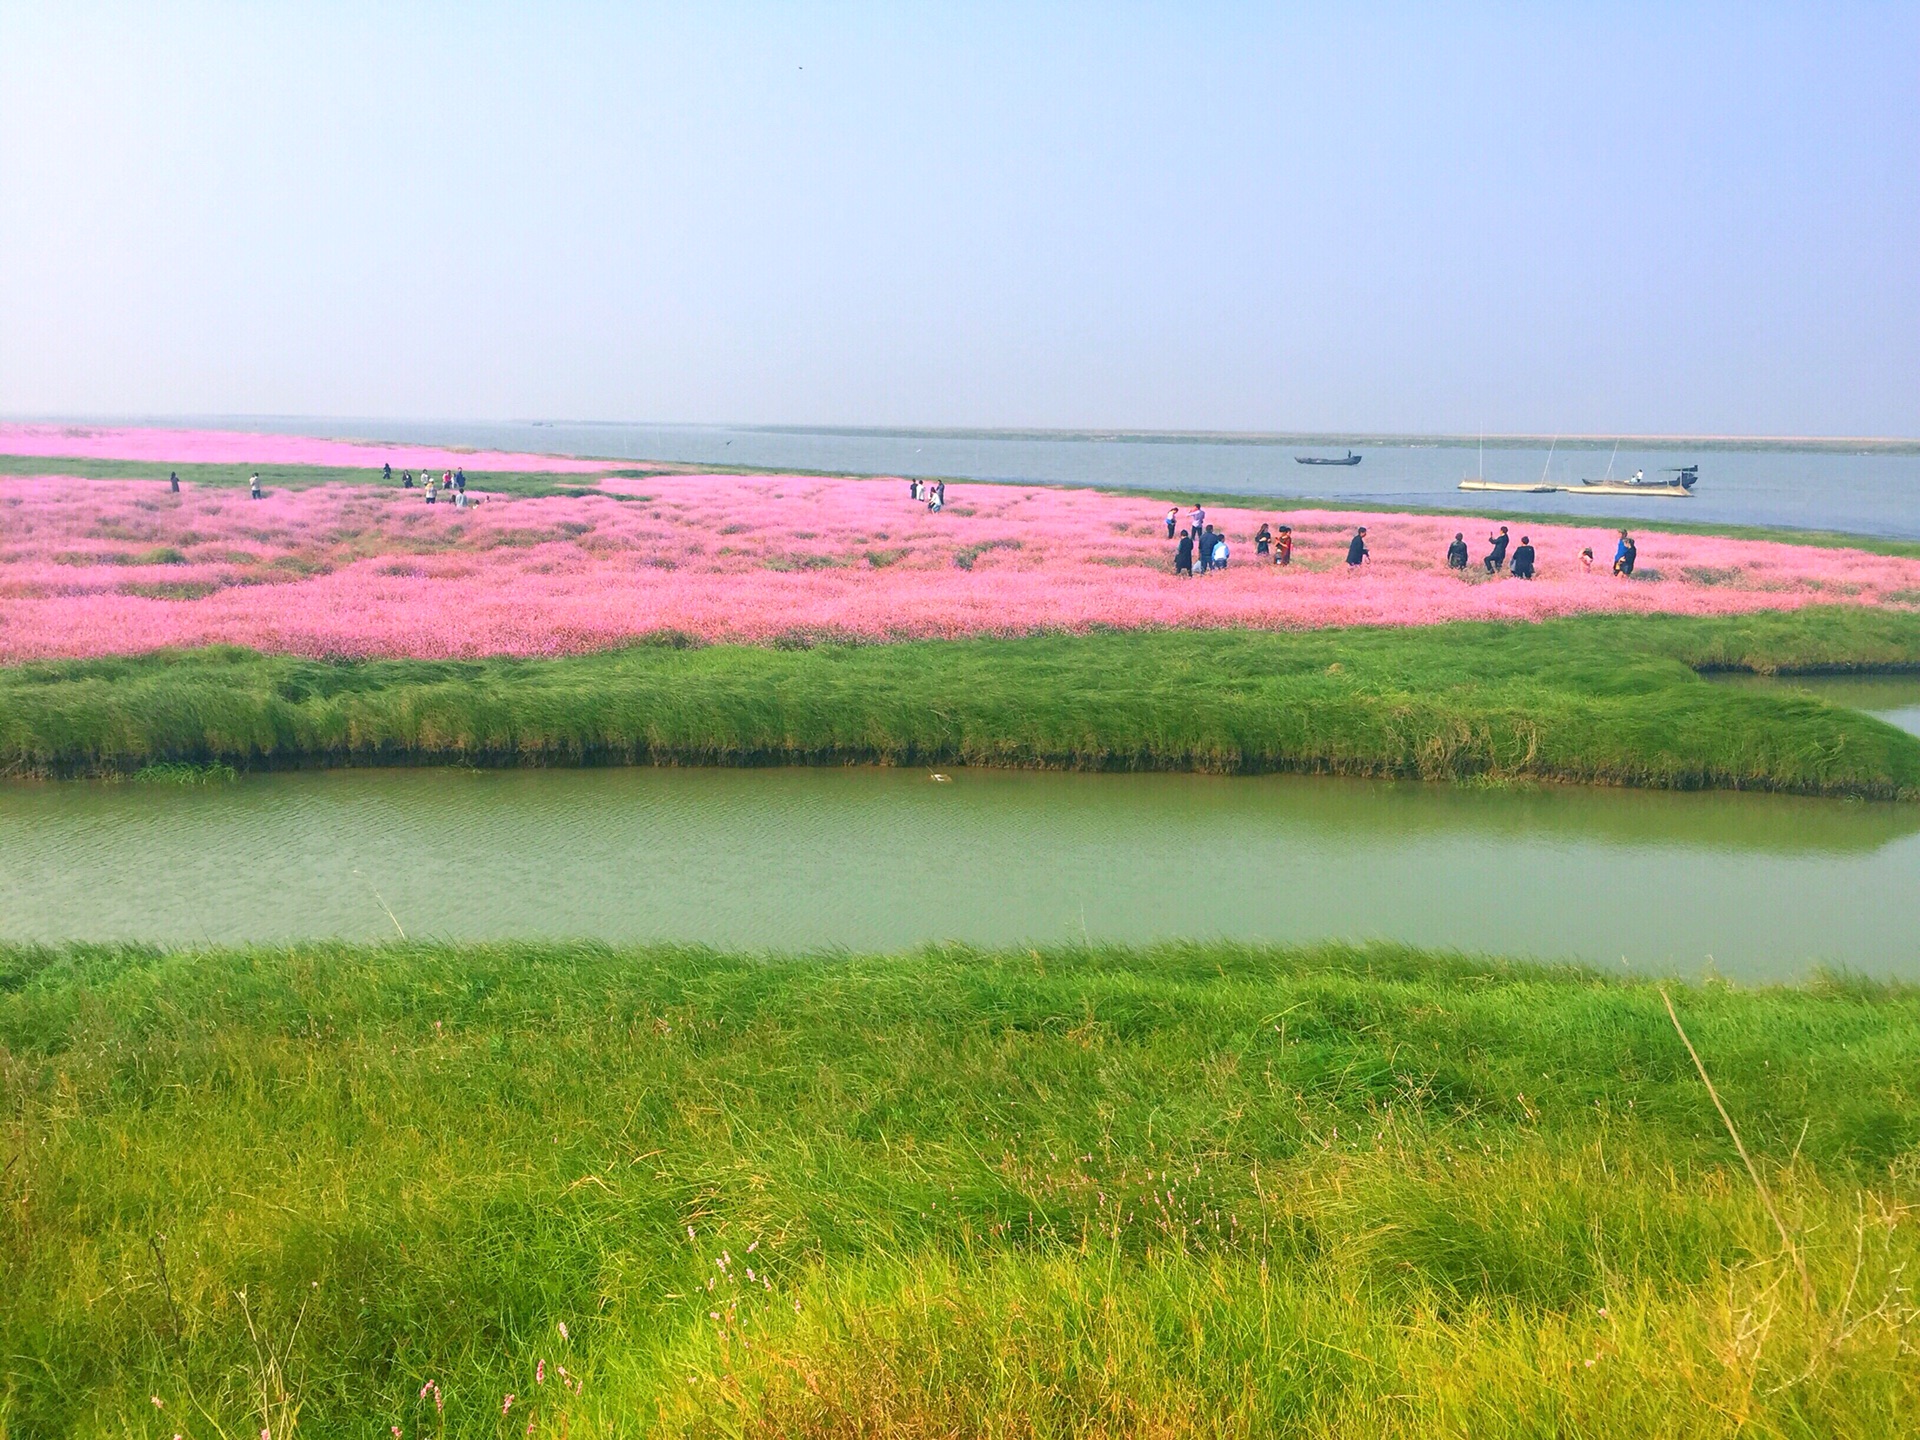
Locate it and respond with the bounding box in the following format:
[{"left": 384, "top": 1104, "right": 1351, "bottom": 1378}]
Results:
[{"left": 3, "top": 673, "right": 1917, "bottom": 982}]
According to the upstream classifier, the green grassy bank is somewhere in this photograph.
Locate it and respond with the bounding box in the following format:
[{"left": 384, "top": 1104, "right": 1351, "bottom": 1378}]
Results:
[
  {"left": 0, "top": 454, "right": 652, "bottom": 499},
  {"left": 4, "top": 608, "right": 1919, "bottom": 795},
  {"left": 2, "top": 941, "right": 1915, "bottom": 1437}
]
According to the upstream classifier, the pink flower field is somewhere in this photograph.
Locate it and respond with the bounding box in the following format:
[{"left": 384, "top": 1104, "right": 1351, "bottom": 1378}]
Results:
[
  {"left": 0, "top": 423, "right": 613, "bottom": 475},
  {"left": 2, "top": 464, "right": 1916, "bottom": 662}
]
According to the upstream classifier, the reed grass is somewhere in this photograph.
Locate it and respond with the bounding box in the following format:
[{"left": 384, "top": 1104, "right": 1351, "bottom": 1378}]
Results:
[
  {"left": 3, "top": 608, "right": 1918, "bottom": 795},
  {"left": 1, "top": 940, "right": 1915, "bottom": 1437}
]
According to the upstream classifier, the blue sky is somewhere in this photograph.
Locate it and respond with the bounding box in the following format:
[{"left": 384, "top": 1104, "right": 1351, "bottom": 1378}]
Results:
[{"left": 1, "top": 2, "right": 1914, "bottom": 435}]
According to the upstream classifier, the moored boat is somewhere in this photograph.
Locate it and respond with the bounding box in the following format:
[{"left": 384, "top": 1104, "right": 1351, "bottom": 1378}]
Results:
[{"left": 1458, "top": 479, "right": 1559, "bottom": 493}]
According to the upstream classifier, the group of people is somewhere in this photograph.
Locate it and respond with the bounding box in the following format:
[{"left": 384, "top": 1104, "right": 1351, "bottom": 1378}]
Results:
[
  {"left": 1167, "top": 504, "right": 1301, "bottom": 576},
  {"left": 907, "top": 477, "right": 947, "bottom": 511},
  {"left": 382, "top": 462, "right": 477, "bottom": 507},
  {"left": 1172, "top": 511, "right": 1644, "bottom": 582},
  {"left": 1445, "top": 525, "right": 1536, "bottom": 578}
]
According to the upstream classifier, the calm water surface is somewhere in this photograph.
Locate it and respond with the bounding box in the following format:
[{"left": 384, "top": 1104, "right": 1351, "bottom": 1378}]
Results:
[
  {"left": 209, "top": 417, "right": 1920, "bottom": 541},
  {"left": 5, "top": 677, "right": 1913, "bottom": 977}
]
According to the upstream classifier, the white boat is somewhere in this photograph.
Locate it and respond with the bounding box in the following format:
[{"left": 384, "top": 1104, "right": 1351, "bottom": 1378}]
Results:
[
  {"left": 1459, "top": 479, "right": 1559, "bottom": 493},
  {"left": 1459, "top": 433, "right": 1561, "bottom": 493}
]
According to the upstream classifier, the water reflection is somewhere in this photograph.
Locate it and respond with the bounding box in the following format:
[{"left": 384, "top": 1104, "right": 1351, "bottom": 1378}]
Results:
[{"left": 3, "top": 763, "right": 1915, "bottom": 981}]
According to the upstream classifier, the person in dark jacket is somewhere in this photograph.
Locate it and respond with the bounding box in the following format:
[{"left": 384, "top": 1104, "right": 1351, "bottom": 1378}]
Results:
[
  {"left": 1197, "top": 524, "right": 1215, "bottom": 573},
  {"left": 1174, "top": 528, "right": 1194, "bottom": 576},
  {"left": 1612, "top": 529, "right": 1637, "bottom": 576},
  {"left": 1483, "top": 526, "right": 1510, "bottom": 573},
  {"left": 1346, "top": 527, "right": 1369, "bottom": 567},
  {"left": 382, "top": 462, "right": 392, "bottom": 481},
  {"left": 1510, "top": 535, "right": 1536, "bottom": 579},
  {"left": 1447, "top": 532, "right": 1468, "bottom": 568},
  {"left": 168, "top": 471, "right": 181, "bottom": 493},
  {"left": 1255, "top": 523, "right": 1272, "bottom": 558}
]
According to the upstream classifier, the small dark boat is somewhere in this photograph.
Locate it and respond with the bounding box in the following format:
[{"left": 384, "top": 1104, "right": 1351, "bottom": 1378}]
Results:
[{"left": 1296, "top": 450, "right": 1362, "bottom": 466}]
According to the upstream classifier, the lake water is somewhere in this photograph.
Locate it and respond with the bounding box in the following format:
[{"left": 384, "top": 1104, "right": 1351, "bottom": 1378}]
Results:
[
  {"left": 209, "top": 416, "right": 1920, "bottom": 541},
  {"left": 4, "top": 677, "right": 1915, "bottom": 980}
]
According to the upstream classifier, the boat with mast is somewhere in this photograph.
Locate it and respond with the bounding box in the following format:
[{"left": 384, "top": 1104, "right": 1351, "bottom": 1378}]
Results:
[{"left": 1458, "top": 433, "right": 1559, "bottom": 493}]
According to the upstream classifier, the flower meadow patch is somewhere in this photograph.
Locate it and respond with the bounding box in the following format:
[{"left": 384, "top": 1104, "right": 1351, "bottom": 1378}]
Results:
[
  {"left": 0, "top": 470, "right": 1916, "bottom": 660},
  {"left": 0, "top": 423, "right": 613, "bottom": 475}
]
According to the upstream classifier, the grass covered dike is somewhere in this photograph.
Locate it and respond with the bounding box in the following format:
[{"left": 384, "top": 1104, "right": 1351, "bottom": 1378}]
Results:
[
  {"left": 2, "top": 940, "right": 1916, "bottom": 1436},
  {"left": 4, "top": 606, "right": 1919, "bottom": 796}
]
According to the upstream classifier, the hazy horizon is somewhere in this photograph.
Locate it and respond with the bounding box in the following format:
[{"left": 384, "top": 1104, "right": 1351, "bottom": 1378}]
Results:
[{"left": 3, "top": 4, "right": 1916, "bottom": 438}]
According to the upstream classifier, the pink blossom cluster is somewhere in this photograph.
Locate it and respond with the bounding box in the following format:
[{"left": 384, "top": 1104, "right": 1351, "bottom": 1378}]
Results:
[
  {"left": 0, "top": 423, "right": 611, "bottom": 474},
  {"left": 0, "top": 470, "right": 1915, "bottom": 660}
]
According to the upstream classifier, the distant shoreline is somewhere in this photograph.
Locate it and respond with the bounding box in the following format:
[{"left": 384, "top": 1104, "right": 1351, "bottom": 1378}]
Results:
[
  {"left": 6, "top": 414, "right": 1919, "bottom": 454},
  {"left": 661, "top": 424, "right": 1920, "bottom": 454}
]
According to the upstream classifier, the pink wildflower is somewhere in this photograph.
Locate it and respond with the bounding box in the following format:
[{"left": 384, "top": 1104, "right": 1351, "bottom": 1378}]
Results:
[
  {"left": 0, "top": 423, "right": 609, "bottom": 474},
  {"left": 0, "top": 470, "right": 1913, "bottom": 661},
  {"left": 503, "top": 1393, "right": 514, "bottom": 1414}
]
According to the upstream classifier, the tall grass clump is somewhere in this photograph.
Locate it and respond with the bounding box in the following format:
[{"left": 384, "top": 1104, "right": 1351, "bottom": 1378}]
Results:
[
  {"left": 2, "top": 609, "right": 1917, "bottom": 795},
  {"left": 126, "top": 760, "right": 239, "bottom": 785},
  {"left": 1, "top": 940, "right": 1917, "bottom": 1436}
]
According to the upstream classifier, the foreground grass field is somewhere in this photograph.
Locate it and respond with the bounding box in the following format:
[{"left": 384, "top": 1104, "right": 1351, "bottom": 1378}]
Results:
[
  {"left": 4, "top": 607, "right": 1919, "bottom": 795},
  {"left": 2, "top": 941, "right": 1916, "bottom": 1437}
]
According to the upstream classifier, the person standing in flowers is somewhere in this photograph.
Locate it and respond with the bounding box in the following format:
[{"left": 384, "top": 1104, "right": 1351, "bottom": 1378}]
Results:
[
  {"left": 1174, "top": 528, "right": 1194, "bottom": 576},
  {"left": 168, "top": 471, "right": 180, "bottom": 493},
  {"left": 1211, "top": 531, "right": 1229, "bottom": 570},
  {"left": 1483, "top": 526, "right": 1510, "bottom": 574},
  {"left": 1166, "top": 507, "right": 1180, "bottom": 539},
  {"left": 249, "top": 473, "right": 262, "bottom": 499},
  {"left": 1275, "top": 525, "right": 1293, "bottom": 565},
  {"left": 1510, "top": 535, "right": 1536, "bottom": 579},
  {"left": 1346, "top": 527, "right": 1369, "bottom": 567},
  {"left": 1612, "top": 529, "right": 1637, "bottom": 576},
  {"left": 1255, "top": 522, "right": 1272, "bottom": 558},
  {"left": 1447, "top": 532, "right": 1468, "bottom": 569}
]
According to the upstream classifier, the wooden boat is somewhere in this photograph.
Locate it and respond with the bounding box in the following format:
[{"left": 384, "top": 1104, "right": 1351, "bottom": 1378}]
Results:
[
  {"left": 1573, "top": 465, "right": 1697, "bottom": 496},
  {"left": 1295, "top": 450, "right": 1362, "bottom": 465},
  {"left": 1458, "top": 479, "right": 1558, "bottom": 493},
  {"left": 1570, "top": 481, "right": 1692, "bottom": 497}
]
